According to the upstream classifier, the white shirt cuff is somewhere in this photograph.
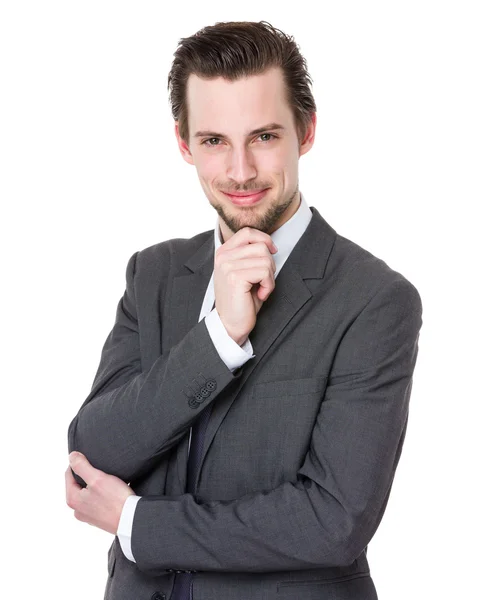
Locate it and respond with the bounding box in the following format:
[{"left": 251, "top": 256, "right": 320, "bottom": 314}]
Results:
[
  {"left": 116, "top": 494, "right": 142, "bottom": 562},
  {"left": 204, "top": 307, "right": 255, "bottom": 371}
]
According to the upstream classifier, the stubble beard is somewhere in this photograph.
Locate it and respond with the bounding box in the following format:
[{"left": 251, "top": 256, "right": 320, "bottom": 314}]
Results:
[{"left": 211, "top": 186, "right": 299, "bottom": 235}]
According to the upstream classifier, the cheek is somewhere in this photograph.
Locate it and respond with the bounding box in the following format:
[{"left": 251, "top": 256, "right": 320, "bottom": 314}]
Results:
[
  {"left": 195, "top": 153, "right": 224, "bottom": 183},
  {"left": 259, "top": 146, "right": 294, "bottom": 173}
]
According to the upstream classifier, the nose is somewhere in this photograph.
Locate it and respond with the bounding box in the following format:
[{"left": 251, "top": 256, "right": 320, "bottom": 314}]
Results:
[{"left": 225, "top": 145, "right": 257, "bottom": 185}]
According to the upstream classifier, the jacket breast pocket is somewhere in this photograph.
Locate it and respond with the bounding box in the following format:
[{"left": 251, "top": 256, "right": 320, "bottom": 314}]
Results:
[{"left": 252, "top": 375, "right": 327, "bottom": 399}]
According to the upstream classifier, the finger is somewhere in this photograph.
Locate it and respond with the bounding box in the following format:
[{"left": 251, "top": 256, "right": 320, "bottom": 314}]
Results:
[
  {"left": 65, "top": 465, "right": 81, "bottom": 508},
  {"left": 218, "top": 227, "right": 277, "bottom": 254},
  {"left": 221, "top": 242, "right": 277, "bottom": 265},
  {"left": 222, "top": 257, "right": 276, "bottom": 277},
  {"left": 65, "top": 465, "right": 81, "bottom": 490},
  {"left": 69, "top": 452, "right": 101, "bottom": 486},
  {"left": 237, "top": 267, "right": 275, "bottom": 295}
]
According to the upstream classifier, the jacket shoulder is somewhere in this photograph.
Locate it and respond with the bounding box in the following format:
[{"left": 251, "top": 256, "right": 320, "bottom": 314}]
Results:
[
  {"left": 128, "top": 228, "right": 213, "bottom": 276},
  {"left": 331, "top": 232, "right": 422, "bottom": 310}
]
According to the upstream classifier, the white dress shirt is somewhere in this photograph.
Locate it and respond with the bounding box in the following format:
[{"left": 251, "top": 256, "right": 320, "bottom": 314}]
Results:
[{"left": 117, "top": 192, "right": 313, "bottom": 562}]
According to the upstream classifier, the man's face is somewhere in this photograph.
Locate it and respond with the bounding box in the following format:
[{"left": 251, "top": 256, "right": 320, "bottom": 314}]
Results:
[{"left": 175, "top": 67, "right": 315, "bottom": 240}]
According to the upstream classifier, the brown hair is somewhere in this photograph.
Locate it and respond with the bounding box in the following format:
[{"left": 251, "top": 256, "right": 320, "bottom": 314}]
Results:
[{"left": 167, "top": 21, "right": 317, "bottom": 145}]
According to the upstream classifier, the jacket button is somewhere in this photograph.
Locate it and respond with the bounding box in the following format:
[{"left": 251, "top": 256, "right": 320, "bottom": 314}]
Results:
[
  {"left": 205, "top": 379, "right": 217, "bottom": 391},
  {"left": 194, "top": 391, "right": 206, "bottom": 403},
  {"left": 151, "top": 593, "right": 165, "bottom": 600}
]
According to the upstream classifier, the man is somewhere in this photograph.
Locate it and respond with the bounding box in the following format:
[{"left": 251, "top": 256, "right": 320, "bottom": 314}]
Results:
[{"left": 66, "top": 20, "right": 423, "bottom": 600}]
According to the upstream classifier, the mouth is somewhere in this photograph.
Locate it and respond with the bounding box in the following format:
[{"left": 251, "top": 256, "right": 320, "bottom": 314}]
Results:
[{"left": 222, "top": 188, "right": 269, "bottom": 206}]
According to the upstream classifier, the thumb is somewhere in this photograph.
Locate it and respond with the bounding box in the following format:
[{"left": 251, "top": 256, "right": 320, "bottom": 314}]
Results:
[{"left": 69, "top": 452, "right": 98, "bottom": 485}]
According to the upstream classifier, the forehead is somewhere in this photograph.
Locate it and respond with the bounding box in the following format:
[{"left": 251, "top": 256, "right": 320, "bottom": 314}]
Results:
[{"left": 186, "top": 67, "right": 294, "bottom": 136}]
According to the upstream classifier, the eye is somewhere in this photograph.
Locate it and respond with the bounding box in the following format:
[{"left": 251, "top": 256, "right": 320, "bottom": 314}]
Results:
[
  {"left": 259, "top": 133, "right": 276, "bottom": 142},
  {"left": 202, "top": 137, "right": 222, "bottom": 147}
]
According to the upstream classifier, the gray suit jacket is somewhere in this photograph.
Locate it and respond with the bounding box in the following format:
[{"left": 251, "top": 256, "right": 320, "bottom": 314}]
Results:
[{"left": 68, "top": 205, "right": 422, "bottom": 600}]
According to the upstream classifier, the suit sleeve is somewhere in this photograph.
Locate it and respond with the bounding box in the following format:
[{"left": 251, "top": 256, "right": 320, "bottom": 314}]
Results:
[
  {"left": 130, "top": 277, "right": 423, "bottom": 574},
  {"left": 67, "top": 251, "right": 246, "bottom": 486}
]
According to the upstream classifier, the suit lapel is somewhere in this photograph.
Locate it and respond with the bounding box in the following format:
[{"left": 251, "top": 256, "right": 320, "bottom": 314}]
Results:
[
  {"left": 166, "top": 206, "right": 337, "bottom": 492},
  {"left": 164, "top": 250, "right": 214, "bottom": 353}
]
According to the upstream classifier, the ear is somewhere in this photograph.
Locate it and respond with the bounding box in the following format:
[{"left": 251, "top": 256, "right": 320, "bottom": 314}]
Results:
[
  {"left": 299, "top": 112, "right": 317, "bottom": 157},
  {"left": 174, "top": 121, "right": 195, "bottom": 165}
]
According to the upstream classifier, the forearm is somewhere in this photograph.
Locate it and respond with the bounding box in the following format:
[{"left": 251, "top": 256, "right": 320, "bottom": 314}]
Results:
[{"left": 130, "top": 479, "right": 371, "bottom": 575}]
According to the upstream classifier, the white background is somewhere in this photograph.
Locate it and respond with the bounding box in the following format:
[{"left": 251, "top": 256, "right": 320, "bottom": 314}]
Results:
[{"left": 1, "top": 1, "right": 481, "bottom": 598}]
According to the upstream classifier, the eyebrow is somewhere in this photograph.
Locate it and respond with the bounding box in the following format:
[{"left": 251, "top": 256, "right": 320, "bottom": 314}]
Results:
[{"left": 194, "top": 122, "right": 286, "bottom": 139}]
